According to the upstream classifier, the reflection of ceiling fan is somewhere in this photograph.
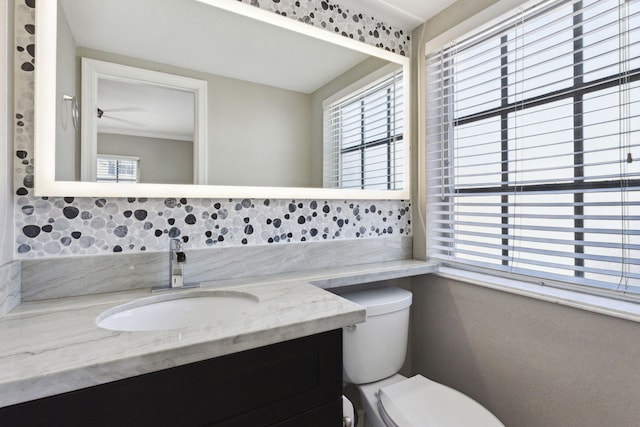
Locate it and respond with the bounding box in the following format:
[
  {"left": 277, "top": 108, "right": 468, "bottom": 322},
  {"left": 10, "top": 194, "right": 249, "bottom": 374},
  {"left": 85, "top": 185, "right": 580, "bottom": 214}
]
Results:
[{"left": 96, "top": 107, "right": 145, "bottom": 127}]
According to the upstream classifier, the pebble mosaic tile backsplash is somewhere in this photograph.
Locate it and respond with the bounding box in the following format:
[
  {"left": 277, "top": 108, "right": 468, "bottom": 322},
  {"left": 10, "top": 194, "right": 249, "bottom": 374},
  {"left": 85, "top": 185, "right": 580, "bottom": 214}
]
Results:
[{"left": 13, "top": 0, "right": 412, "bottom": 258}]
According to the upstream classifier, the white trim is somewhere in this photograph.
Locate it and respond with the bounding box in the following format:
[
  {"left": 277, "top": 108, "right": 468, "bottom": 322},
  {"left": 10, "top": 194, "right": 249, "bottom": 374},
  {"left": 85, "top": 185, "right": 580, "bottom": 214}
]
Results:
[
  {"left": 34, "top": 0, "right": 58, "bottom": 193},
  {"left": 31, "top": 179, "right": 409, "bottom": 200},
  {"left": 437, "top": 267, "right": 640, "bottom": 324},
  {"left": 80, "top": 58, "right": 208, "bottom": 184},
  {"left": 34, "top": 0, "right": 411, "bottom": 200},
  {"left": 97, "top": 128, "right": 193, "bottom": 143},
  {"left": 97, "top": 153, "right": 140, "bottom": 162}
]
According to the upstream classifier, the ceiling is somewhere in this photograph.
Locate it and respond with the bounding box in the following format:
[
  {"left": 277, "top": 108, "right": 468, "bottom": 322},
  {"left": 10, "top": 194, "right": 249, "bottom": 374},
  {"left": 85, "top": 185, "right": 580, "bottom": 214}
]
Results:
[
  {"left": 97, "top": 79, "right": 195, "bottom": 141},
  {"left": 337, "top": 0, "right": 459, "bottom": 31},
  {"left": 60, "top": 0, "right": 370, "bottom": 95}
]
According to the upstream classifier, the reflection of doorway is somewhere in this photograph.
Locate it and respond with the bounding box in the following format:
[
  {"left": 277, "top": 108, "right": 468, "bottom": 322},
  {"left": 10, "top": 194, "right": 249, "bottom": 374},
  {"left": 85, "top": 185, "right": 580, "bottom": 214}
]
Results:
[{"left": 81, "top": 58, "right": 208, "bottom": 184}]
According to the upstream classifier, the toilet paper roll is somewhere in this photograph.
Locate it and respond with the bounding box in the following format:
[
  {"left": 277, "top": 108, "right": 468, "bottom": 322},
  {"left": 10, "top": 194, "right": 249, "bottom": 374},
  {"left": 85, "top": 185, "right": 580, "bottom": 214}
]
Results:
[{"left": 342, "top": 395, "right": 355, "bottom": 427}]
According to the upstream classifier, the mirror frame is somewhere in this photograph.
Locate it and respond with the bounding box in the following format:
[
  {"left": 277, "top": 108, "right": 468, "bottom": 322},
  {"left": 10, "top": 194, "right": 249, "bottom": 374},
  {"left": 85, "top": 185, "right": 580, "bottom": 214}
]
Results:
[{"left": 35, "top": 0, "right": 411, "bottom": 199}]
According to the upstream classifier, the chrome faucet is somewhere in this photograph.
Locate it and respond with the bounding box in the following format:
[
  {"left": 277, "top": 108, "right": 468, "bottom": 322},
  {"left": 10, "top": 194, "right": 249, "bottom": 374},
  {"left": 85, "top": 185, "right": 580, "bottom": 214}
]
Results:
[
  {"left": 152, "top": 238, "right": 199, "bottom": 292},
  {"left": 169, "top": 238, "right": 187, "bottom": 288}
]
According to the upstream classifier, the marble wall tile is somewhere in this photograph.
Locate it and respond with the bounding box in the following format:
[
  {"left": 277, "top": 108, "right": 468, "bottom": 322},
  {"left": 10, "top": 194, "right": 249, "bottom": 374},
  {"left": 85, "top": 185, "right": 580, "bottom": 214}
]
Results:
[
  {"left": 0, "top": 261, "right": 20, "bottom": 317},
  {"left": 21, "top": 236, "right": 412, "bottom": 301}
]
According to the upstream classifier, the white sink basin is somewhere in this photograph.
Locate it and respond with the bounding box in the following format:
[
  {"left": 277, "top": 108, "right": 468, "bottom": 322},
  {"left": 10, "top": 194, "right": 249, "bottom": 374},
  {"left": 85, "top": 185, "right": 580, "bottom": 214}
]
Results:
[{"left": 96, "top": 290, "right": 259, "bottom": 331}]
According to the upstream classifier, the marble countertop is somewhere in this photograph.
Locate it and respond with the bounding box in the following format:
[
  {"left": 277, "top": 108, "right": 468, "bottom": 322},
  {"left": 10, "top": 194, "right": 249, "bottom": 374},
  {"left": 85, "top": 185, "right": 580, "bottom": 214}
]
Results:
[{"left": 0, "top": 259, "right": 437, "bottom": 408}]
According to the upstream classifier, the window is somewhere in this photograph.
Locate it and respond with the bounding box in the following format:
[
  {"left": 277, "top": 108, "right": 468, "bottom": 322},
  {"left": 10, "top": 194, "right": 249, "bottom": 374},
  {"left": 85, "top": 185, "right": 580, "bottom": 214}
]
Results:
[
  {"left": 96, "top": 154, "right": 140, "bottom": 183},
  {"left": 426, "top": 0, "right": 640, "bottom": 298},
  {"left": 324, "top": 70, "right": 404, "bottom": 190}
]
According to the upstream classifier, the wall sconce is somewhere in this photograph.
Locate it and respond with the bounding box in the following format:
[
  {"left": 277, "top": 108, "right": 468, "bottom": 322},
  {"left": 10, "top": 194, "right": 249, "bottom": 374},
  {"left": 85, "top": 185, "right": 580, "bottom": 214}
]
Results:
[{"left": 62, "top": 94, "right": 79, "bottom": 130}]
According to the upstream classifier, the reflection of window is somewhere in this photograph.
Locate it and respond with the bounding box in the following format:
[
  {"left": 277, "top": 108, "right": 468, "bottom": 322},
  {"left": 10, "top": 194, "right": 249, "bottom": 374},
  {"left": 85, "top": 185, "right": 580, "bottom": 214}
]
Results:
[
  {"left": 96, "top": 154, "right": 140, "bottom": 183},
  {"left": 324, "top": 71, "right": 403, "bottom": 190},
  {"left": 426, "top": 0, "right": 640, "bottom": 297}
]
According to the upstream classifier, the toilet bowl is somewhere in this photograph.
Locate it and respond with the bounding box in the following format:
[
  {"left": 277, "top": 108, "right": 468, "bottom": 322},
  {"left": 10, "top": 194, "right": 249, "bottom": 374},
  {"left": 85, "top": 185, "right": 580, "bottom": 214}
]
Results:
[{"left": 341, "top": 287, "right": 504, "bottom": 427}]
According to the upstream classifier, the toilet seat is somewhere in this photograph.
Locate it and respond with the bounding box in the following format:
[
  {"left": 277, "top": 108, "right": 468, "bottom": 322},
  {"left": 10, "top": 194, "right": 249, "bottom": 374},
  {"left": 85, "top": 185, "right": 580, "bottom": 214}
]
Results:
[{"left": 377, "top": 375, "right": 504, "bottom": 427}]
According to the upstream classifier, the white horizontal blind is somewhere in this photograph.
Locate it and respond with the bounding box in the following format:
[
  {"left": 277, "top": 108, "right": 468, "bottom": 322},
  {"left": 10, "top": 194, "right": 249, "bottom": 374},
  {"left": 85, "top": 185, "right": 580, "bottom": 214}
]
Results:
[
  {"left": 426, "top": 0, "right": 640, "bottom": 296},
  {"left": 324, "top": 71, "right": 404, "bottom": 190},
  {"left": 96, "top": 154, "right": 139, "bottom": 183}
]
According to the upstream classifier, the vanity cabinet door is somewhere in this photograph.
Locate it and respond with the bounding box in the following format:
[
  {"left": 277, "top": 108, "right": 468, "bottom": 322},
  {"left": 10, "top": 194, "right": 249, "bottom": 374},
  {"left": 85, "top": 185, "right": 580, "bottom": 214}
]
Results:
[{"left": 0, "top": 329, "right": 342, "bottom": 426}]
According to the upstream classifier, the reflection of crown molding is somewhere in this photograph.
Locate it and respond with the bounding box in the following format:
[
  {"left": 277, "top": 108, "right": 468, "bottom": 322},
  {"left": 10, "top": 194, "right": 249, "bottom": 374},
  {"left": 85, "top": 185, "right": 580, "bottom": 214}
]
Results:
[
  {"left": 96, "top": 153, "right": 141, "bottom": 162},
  {"left": 322, "top": 62, "right": 402, "bottom": 108},
  {"left": 98, "top": 128, "right": 193, "bottom": 142}
]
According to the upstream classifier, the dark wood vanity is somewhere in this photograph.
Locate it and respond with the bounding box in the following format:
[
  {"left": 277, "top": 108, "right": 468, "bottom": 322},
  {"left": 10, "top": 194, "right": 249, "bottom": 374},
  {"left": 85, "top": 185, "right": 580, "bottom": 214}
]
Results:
[{"left": 0, "top": 330, "right": 342, "bottom": 426}]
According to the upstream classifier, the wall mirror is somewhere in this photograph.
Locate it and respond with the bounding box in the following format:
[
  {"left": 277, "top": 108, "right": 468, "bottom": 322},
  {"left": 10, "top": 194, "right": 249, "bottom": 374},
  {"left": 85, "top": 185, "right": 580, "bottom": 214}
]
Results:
[{"left": 35, "top": 0, "right": 411, "bottom": 199}]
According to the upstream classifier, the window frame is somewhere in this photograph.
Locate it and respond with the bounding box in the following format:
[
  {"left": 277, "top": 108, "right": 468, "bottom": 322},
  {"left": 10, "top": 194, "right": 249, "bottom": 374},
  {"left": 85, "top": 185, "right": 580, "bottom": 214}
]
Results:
[
  {"left": 426, "top": 0, "right": 640, "bottom": 301},
  {"left": 96, "top": 154, "right": 140, "bottom": 184},
  {"left": 323, "top": 65, "right": 404, "bottom": 191}
]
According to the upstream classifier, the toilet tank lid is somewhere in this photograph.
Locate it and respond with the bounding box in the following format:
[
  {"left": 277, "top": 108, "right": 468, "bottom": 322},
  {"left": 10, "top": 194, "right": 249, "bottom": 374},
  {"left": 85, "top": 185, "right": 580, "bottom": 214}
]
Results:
[{"left": 340, "top": 287, "right": 412, "bottom": 316}]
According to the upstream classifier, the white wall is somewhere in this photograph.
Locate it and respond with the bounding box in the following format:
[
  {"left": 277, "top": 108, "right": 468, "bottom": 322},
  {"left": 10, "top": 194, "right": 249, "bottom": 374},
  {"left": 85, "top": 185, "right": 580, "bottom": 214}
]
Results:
[
  {"left": 55, "top": 3, "right": 78, "bottom": 181},
  {"left": 98, "top": 133, "right": 193, "bottom": 184}
]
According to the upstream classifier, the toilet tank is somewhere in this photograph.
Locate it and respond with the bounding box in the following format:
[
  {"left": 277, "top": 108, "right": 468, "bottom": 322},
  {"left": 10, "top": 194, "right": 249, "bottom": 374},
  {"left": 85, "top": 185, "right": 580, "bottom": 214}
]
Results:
[{"left": 340, "top": 287, "right": 412, "bottom": 385}]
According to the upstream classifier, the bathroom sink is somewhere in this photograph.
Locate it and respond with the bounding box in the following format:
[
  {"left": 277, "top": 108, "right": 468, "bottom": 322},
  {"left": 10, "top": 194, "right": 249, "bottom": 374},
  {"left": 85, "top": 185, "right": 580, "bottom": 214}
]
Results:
[{"left": 96, "top": 290, "right": 259, "bottom": 331}]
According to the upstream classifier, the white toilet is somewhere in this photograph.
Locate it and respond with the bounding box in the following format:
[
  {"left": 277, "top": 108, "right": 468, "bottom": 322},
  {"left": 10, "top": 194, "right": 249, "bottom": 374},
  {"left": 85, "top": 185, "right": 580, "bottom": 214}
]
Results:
[{"left": 341, "top": 287, "right": 504, "bottom": 427}]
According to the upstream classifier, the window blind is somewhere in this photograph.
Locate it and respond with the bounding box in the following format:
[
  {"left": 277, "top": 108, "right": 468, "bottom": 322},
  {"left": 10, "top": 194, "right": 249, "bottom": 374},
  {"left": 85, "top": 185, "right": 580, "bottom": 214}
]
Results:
[
  {"left": 426, "top": 0, "right": 640, "bottom": 297},
  {"left": 324, "top": 71, "right": 404, "bottom": 190},
  {"left": 96, "top": 154, "right": 140, "bottom": 183}
]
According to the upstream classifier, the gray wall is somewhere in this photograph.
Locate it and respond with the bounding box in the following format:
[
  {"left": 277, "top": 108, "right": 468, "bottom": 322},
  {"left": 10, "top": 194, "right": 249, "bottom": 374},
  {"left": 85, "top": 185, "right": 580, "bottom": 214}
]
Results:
[
  {"left": 98, "top": 133, "right": 193, "bottom": 184},
  {"left": 77, "top": 48, "right": 314, "bottom": 188},
  {"left": 411, "top": 275, "right": 640, "bottom": 427},
  {"left": 208, "top": 75, "right": 312, "bottom": 187}
]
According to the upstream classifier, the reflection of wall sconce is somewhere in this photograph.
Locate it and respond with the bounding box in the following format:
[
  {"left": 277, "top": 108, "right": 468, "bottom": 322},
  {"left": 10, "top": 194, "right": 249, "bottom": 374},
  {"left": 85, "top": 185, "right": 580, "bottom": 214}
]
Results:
[{"left": 62, "top": 94, "right": 79, "bottom": 130}]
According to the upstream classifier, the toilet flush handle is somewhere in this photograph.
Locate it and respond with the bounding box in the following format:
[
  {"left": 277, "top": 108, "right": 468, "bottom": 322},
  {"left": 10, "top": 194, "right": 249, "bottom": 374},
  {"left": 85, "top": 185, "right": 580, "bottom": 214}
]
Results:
[{"left": 343, "top": 416, "right": 353, "bottom": 427}]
